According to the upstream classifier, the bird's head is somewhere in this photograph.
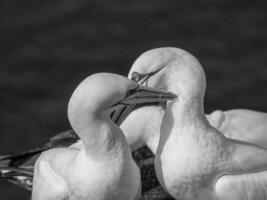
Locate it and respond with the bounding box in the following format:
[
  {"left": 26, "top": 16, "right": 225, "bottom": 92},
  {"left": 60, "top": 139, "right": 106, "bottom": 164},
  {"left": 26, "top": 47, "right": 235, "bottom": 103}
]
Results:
[
  {"left": 128, "top": 47, "right": 206, "bottom": 99},
  {"left": 68, "top": 73, "right": 177, "bottom": 132}
]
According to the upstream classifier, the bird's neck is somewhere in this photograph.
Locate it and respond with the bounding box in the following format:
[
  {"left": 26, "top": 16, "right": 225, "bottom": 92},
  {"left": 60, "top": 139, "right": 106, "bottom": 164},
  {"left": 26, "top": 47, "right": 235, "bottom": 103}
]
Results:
[
  {"left": 157, "top": 94, "right": 209, "bottom": 162},
  {"left": 77, "top": 114, "right": 128, "bottom": 157},
  {"left": 163, "top": 63, "right": 208, "bottom": 132},
  {"left": 162, "top": 95, "right": 208, "bottom": 137},
  {"left": 173, "top": 96, "right": 205, "bottom": 124}
]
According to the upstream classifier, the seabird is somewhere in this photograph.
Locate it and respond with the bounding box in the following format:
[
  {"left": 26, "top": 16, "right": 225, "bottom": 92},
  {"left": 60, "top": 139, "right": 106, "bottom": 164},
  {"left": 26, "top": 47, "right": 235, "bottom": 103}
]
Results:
[
  {"left": 122, "top": 47, "right": 267, "bottom": 154},
  {"left": 151, "top": 47, "right": 267, "bottom": 200},
  {"left": 31, "top": 72, "right": 175, "bottom": 200}
]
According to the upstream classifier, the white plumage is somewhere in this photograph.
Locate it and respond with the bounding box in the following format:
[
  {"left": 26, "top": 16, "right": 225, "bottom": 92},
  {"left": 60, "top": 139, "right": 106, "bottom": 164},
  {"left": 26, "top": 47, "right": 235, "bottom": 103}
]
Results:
[
  {"left": 31, "top": 73, "right": 176, "bottom": 200},
  {"left": 120, "top": 47, "right": 267, "bottom": 155},
  {"left": 145, "top": 47, "right": 267, "bottom": 200}
]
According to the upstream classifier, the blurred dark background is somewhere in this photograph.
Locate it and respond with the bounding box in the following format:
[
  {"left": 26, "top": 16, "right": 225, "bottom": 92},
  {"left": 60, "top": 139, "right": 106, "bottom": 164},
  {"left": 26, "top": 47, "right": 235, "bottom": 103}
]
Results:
[{"left": 0, "top": 0, "right": 266, "bottom": 199}]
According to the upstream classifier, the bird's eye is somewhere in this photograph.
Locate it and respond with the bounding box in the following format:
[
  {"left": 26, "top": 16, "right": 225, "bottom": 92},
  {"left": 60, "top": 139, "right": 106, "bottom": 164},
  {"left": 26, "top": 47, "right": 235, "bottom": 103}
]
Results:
[{"left": 131, "top": 72, "right": 142, "bottom": 82}]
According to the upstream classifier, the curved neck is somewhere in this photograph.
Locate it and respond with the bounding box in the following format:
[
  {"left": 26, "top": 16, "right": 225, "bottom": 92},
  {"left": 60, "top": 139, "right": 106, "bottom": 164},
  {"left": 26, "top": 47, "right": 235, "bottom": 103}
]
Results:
[
  {"left": 171, "top": 96, "right": 206, "bottom": 125},
  {"left": 70, "top": 110, "right": 127, "bottom": 157},
  {"left": 162, "top": 62, "right": 208, "bottom": 129}
]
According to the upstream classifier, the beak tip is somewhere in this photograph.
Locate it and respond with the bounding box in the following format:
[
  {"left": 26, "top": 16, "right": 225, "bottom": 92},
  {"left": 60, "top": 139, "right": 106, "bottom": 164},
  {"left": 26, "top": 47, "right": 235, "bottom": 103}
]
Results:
[{"left": 168, "top": 92, "right": 178, "bottom": 99}]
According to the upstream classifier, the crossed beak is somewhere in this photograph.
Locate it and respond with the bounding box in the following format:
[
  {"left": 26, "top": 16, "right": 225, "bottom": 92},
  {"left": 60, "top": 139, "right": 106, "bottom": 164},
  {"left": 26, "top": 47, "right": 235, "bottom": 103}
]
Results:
[
  {"left": 110, "top": 85, "right": 177, "bottom": 125},
  {"left": 137, "top": 74, "right": 150, "bottom": 85}
]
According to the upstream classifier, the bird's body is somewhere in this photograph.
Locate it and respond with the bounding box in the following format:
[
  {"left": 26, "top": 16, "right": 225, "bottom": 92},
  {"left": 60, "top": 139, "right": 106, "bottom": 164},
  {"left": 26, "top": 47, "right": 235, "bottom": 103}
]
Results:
[
  {"left": 156, "top": 99, "right": 225, "bottom": 200},
  {"left": 216, "top": 170, "right": 267, "bottom": 200},
  {"left": 207, "top": 109, "right": 267, "bottom": 148},
  {"left": 33, "top": 142, "right": 139, "bottom": 200},
  {"left": 31, "top": 73, "right": 175, "bottom": 200},
  {"left": 2, "top": 46, "right": 267, "bottom": 199},
  {"left": 132, "top": 47, "right": 267, "bottom": 200},
  {"left": 32, "top": 73, "right": 142, "bottom": 200}
]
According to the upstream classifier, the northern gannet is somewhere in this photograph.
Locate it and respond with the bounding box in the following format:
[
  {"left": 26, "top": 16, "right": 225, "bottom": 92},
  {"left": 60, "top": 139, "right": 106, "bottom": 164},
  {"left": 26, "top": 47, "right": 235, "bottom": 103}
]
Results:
[
  {"left": 150, "top": 48, "right": 267, "bottom": 200},
  {"left": 4, "top": 46, "right": 267, "bottom": 195},
  {"left": 121, "top": 47, "right": 267, "bottom": 154},
  {"left": 31, "top": 73, "right": 176, "bottom": 200}
]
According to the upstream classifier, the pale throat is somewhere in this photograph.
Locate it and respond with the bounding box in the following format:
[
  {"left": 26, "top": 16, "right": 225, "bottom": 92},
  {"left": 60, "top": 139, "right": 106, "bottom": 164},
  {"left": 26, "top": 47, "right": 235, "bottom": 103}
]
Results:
[
  {"left": 165, "top": 79, "right": 206, "bottom": 127},
  {"left": 164, "top": 69, "right": 206, "bottom": 121},
  {"left": 72, "top": 109, "right": 126, "bottom": 156}
]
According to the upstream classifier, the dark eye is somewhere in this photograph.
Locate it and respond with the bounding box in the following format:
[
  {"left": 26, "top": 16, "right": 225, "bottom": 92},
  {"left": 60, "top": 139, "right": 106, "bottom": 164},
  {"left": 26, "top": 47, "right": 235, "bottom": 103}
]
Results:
[{"left": 131, "top": 72, "right": 142, "bottom": 82}]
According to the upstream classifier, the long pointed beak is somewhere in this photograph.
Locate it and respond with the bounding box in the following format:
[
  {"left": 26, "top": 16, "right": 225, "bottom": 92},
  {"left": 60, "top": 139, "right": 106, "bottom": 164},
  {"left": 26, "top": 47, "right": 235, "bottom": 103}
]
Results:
[
  {"left": 110, "top": 85, "right": 177, "bottom": 125},
  {"left": 119, "top": 85, "right": 177, "bottom": 105}
]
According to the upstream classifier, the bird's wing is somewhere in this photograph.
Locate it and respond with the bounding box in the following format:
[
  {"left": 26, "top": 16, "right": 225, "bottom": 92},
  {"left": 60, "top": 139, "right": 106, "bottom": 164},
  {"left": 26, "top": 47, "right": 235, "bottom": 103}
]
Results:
[
  {"left": 207, "top": 109, "right": 267, "bottom": 148},
  {"left": 222, "top": 109, "right": 267, "bottom": 130},
  {"left": 216, "top": 170, "right": 267, "bottom": 200},
  {"left": 0, "top": 130, "right": 78, "bottom": 190},
  {"left": 0, "top": 147, "right": 48, "bottom": 168},
  {"left": 45, "top": 129, "right": 79, "bottom": 148},
  {"left": 32, "top": 159, "right": 68, "bottom": 200},
  {"left": 0, "top": 130, "right": 78, "bottom": 168},
  {"left": 221, "top": 109, "right": 267, "bottom": 147},
  {"left": 206, "top": 110, "right": 226, "bottom": 131},
  {"left": 0, "top": 152, "right": 37, "bottom": 190},
  {"left": 0, "top": 165, "right": 33, "bottom": 190},
  {"left": 223, "top": 138, "right": 267, "bottom": 174}
]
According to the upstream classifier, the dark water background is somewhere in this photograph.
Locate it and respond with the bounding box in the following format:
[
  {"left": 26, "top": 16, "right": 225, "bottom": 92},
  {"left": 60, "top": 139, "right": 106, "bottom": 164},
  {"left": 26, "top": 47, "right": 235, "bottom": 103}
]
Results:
[{"left": 0, "top": 0, "right": 266, "bottom": 199}]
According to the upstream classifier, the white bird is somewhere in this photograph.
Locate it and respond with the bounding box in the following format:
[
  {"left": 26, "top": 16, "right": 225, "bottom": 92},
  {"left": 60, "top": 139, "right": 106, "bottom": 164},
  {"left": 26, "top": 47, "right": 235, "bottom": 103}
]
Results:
[
  {"left": 31, "top": 72, "right": 176, "bottom": 200},
  {"left": 149, "top": 47, "right": 267, "bottom": 200},
  {"left": 121, "top": 47, "right": 267, "bottom": 154},
  {"left": 3, "top": 47, "right": 267, "bottom": 194},
  {"left": 207, "top": 109, "right": 267, "bottom": 147}
]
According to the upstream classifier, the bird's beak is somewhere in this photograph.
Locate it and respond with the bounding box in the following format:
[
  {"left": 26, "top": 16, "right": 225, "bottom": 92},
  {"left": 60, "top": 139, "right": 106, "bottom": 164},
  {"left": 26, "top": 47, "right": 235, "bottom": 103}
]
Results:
[
  {"left": 138, "top": 74, "right": 151, "bottom": 85},
  {"left": 110, "top": 85, "right": 177, "bottom": 125},
  {"left": 120, "top": 85, "right": 177, "bottom": 105}
]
